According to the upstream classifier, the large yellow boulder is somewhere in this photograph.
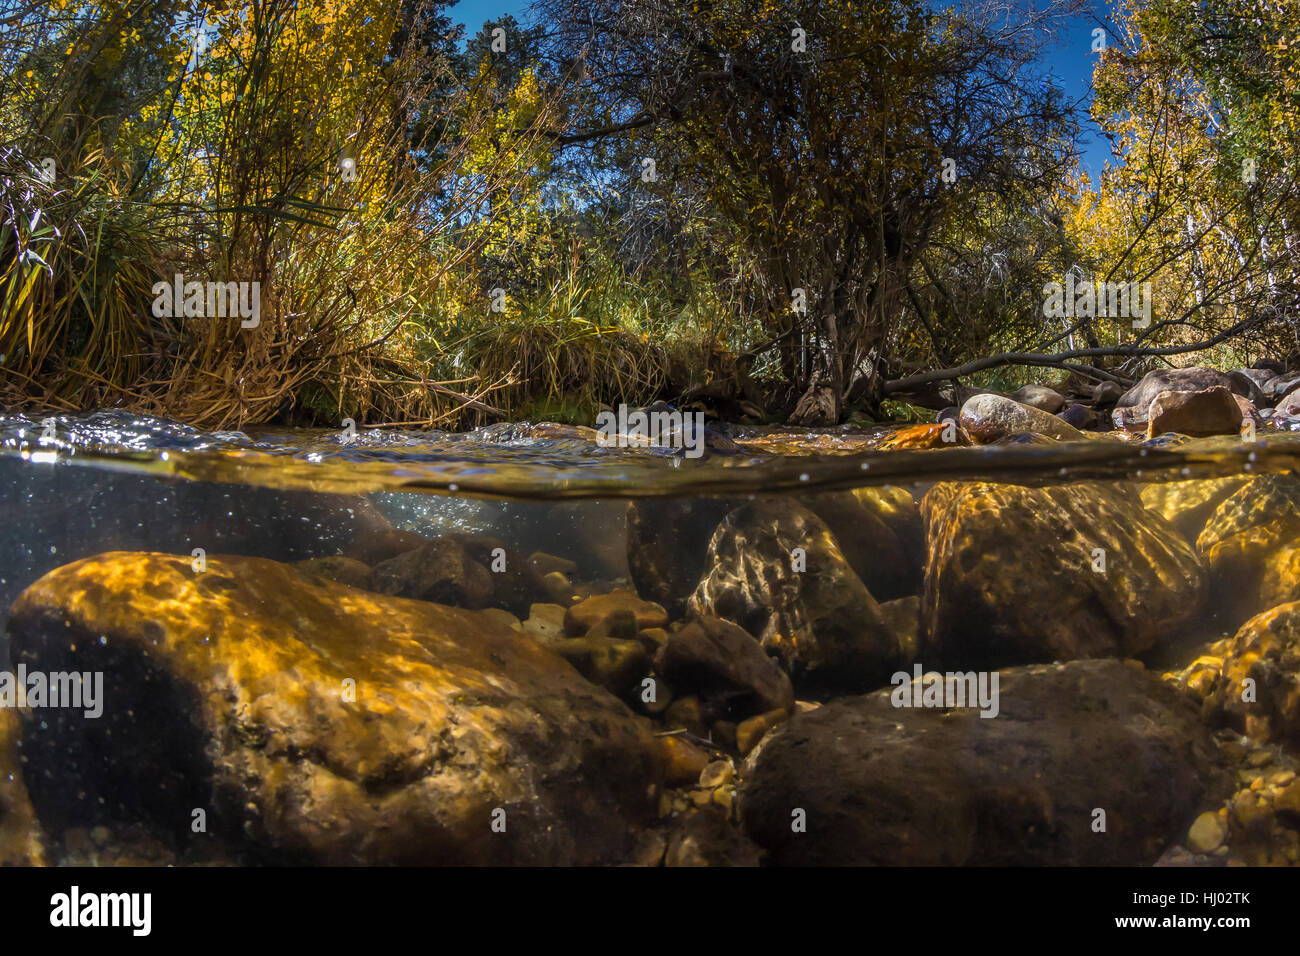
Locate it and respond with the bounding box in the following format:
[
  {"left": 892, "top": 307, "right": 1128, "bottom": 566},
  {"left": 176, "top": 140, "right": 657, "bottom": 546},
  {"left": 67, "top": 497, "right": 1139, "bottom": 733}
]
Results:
[
  {"left": 7, "top": 553, "right": 660, "bottom": 865},
  {"left": 923, "top": 481, "right": 1208, "bottom": 668}
]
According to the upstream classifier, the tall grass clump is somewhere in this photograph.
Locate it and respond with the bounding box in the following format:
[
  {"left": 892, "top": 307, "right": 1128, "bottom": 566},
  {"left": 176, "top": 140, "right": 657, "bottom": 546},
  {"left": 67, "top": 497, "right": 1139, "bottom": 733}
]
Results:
[{"left": 0, "top": 0, "right": 564, "bottom": 428}]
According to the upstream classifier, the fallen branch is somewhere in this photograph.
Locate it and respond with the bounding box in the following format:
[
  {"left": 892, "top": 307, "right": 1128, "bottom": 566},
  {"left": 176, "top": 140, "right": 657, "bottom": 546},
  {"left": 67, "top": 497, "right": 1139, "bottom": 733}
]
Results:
[{"left": 882, "top": 315, "right": 1264, "bottom": 395}]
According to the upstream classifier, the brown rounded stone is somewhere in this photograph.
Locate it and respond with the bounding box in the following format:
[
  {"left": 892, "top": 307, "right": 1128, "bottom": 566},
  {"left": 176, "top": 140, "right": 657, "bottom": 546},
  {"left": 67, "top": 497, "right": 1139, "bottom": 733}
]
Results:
[
  {"left": 7, "top": 553, "right": 661, "bottom": 865},
  {"left": 564, "top": 589, "right": 669, "bottom": 636}
]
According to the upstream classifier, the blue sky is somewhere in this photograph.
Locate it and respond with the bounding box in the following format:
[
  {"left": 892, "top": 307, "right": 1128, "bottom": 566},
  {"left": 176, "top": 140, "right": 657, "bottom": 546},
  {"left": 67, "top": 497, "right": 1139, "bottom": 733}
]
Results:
[{"left": 446, "top": 0, "right": 1117, "bottom": 180}]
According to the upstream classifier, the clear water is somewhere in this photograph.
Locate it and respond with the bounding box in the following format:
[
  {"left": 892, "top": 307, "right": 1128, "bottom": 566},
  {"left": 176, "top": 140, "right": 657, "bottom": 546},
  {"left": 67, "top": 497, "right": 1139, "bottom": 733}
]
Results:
[{"left": 2, "top": 411, "right": 1299, "bottom": 866}]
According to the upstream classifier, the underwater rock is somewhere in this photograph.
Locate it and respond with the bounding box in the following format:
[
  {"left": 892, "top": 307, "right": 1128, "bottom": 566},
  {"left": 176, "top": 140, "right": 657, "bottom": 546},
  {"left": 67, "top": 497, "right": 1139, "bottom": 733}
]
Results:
[
  {"left": 584, "top": 608, "right": 639, "bottom": 642},
  {"left": 626, "top": 497, "right": 741, "bottom": 616},
  {"left": 1139, "top": 477, "right": 1249, "bottom": 544},
  {"left": 877, "top": 595, "right": 921, "bottom": 663},
  {"left": 1196, "top": 475, "right": 1300, "bottom": 620},
  {"left": 541, "top": 571, "right": 575, "bottom": 605},
  {"left": 521, "top": 603, "right": 568, "bottom": 648},
  {"left": 1010, "top": 384, "right": 1066, "bottom": 413},
  {"left": 688, "top": 499, "right": 901, "bottom": 692},
  {"left": 370, "top": 537, "right": 495, "bottom": 609},
  {"left": 922, "top": 481, "right": 1208, "bottom": 669},
  {"left": 1186, "top": 810, "right": 1226, "bottom": 855},
  {"left": 1199, "top": 475, "right": 1300, "bottom": 557},
  {"left": 840, "top": 487, "right": 924, "bottom": 572},
  {"left": 653, "top": 615, "right": 794, "bottom": 723},
  {"left": 528, "top": 552, "right": 577, "bottom": 577},
  {"left": 6, "top": 552, "right": 660, "bottom": 865},
  {"left": 739, "top": 659, "right": 1227, "bottom": 865},
  {"left": 564, "top": 588, "right": 669, "bottom": 636},
  {"left": 341, "top": 527, "right": 428, "bottom": 566},
  {"left": 656, "top": 735, "right": 712, "bottom": 786},
  {"left": 663, "top": 807, "right": 762, "bottom": 866},
  {"left": 293, "top": 555, "right": 373, "bottom": 591},
  {"left": 540, "top": 501, "right": 631, "bottom": 581},
  {"left": 0, "top": 706, "right": 44, "bottom": 866},
  {"left": 0, "top": 458, "right": 400, "bottom": 644},
  {"left": 1199, "top": 536, "right": 1300, "bottom": 626},
  {"left": 1178, "top": 601, "right": 1300, "bottom": 749},
  {"left": 1219, "top": 773, "right": 1300, "bottom": 866},
  {"left": 445, "top": 534, "right": 550, "bottom": 617},
  {"left": 1146, "top": 386, "right": 1246, "bottom": 438},
  {"left": 958, "top": 393, "right": 1085, "bottom": 443},
  {"left": 663, "top": 695, "right": 709, "bottom": 738},
  {"left": 1246, "top": 547, "right": 1300, "bottom": 621},
  {"left": 802, "top": 490, "right": 920, "bottom": 600},
  {"left": 854, "top": 485, "right": 926, "bottom": 567},
  {"left": 550, "top": 636, "right": 650, "bottom": 699},
  {"left": 1155, "top": 729, "right": 1300, "bottom": 866},
  {"left": 735, "top": 707, "right": 789, "bottom": 756}
]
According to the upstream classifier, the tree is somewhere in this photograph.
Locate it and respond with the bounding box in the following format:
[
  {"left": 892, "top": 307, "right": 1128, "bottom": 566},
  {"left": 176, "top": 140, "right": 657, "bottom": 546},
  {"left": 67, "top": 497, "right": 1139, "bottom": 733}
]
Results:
[
  {"left": 537, "top": 0, "right": 1084, "bottom": 421},
  {"left": 1086, "top": 0, "right": 1300, "bottom": 365}
]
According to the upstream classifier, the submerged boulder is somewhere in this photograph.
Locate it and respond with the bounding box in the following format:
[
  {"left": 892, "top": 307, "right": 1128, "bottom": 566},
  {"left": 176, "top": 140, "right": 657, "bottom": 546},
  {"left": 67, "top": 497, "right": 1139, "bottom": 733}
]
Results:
[
  {"left": 802, "top": 489, "right": 921, "bottom": 600},
  {"left": 7, "top": 552, "right": 660, "bottom": 865},
  {"left": 1198, "top": 474, "right": 1300, "bottom": 559},
  {"left": 852, "top": 486, "right": 926, "bottom": 573},
  {"left": 1196, "top": 475, "right": 1300, "bottom": 621},
  {"left": 922, "top": 481, "right": 1208, "bottom": 669},
  {"left": 1173, "top": 601, "right": 1300, "bottom": 749},
  {"left": 654, "top": 615, "right": 795, "bottom": 723},
  {"left": 1139, "top": 477, "right": 1249, "bottom": 544},
  {"left": 688, "top": 499, "right": 900, "bottom": 692},
  {"left": 293, "top": 555, "right": 373, "bottom": 591},
  {"left": 739, "top": 659, "right": 1227, "bottom": 865},
  {"left": 446, "top": 534, "right": 550, "bottom": 617},
  {"left": 564, "top": 588, "right": 669, "bottom": 636},
  {"left": 663, "top": 807, "right": 763, "bottom": 867},
  {"left": 0, "top": 706, "right": 44, "bottom": 866},
  {"left": 370, "top": 537, "right": 496, "bottom": 608},
  {"left": 626, "top": 498, "right": 740, "bottom": 616},
  {"left": 550, "top": 636, "right": 650, "bottom": 700}
]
